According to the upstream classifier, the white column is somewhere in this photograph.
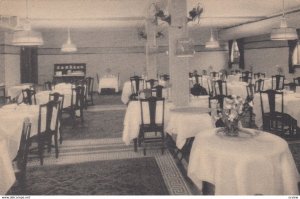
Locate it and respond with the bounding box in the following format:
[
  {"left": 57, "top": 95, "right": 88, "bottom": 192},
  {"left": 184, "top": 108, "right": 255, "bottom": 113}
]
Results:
[
  {"left": 168, "top": 0, "right": 190, "bottom": 106},
  {"left": 145, "top": 18, "right": 158, "bottom": 79}
]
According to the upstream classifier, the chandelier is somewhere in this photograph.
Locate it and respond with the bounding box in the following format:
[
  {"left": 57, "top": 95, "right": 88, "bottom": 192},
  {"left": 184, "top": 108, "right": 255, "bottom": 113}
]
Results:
[
  {"left": 270, "top": 0, "right": 298, "bottom": 40},
  {"left": 11, "top": 0, "right": 43, "bottom": 46},
  {"left": 61, "top": 28, "right": 77, "bottom": 53}
]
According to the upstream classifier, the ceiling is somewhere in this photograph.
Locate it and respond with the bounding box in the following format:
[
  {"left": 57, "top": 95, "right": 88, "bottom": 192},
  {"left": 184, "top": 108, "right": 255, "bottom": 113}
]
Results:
[{"left": 1, "top": 0, "right": 300, "bottom": 39}]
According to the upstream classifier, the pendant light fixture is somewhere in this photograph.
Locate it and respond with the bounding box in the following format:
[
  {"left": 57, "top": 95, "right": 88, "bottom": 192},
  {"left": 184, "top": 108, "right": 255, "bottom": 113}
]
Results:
[
  {"left": 61, "top": 28, "right": 77, "bottom": 53},
  {"left": 205, "top": 29, "right": 220, "bottom": 49},
  {"left": 270, "top": 0, "right": 298, "bottom": 40},
  {"left": 11, "top": 0, "right": 43, "bottom": 46}
]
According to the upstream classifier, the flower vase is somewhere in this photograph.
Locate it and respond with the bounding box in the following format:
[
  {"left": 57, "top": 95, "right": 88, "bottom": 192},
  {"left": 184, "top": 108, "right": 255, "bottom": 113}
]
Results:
[{"left": 224, "top": 120, "right": 239, "bottom": 137}]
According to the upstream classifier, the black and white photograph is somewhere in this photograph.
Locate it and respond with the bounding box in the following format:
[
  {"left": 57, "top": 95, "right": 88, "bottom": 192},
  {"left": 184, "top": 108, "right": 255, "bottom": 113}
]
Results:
[{"left": 0, "top": 0, "right": 299, "bottom": 196}]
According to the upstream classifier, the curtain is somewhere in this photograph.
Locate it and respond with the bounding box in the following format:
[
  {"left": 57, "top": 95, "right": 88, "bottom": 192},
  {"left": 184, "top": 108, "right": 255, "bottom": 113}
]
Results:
[
  {"left": 288, "top": 40, "right": 298, "bottom": 73},
  {"left": 236, "top": 38, "right": 245, "bottom": 69},
  {"left": 228, "top": 40, "right": 233, "bottom": 68}
]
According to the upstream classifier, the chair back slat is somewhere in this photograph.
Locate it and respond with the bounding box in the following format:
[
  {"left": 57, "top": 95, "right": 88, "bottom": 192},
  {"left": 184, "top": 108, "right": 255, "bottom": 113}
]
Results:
[
  {"left": 272, "top": 75, "right": 285, "bottom": 90},
  {"left": 255, "top": 79, "right": 264, "bottom": 92}
]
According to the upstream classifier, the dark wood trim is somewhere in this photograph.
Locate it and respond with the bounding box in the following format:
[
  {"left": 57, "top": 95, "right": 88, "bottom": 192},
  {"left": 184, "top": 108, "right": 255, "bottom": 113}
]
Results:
[{"left": 245, "top": 46, "right": 288, "bottom": 50}]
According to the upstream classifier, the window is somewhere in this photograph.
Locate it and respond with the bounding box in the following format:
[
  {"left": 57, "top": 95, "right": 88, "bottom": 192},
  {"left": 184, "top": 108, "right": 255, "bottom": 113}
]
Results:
[{"left": 230, "top": 40, "right": 240, "bottom": 64}]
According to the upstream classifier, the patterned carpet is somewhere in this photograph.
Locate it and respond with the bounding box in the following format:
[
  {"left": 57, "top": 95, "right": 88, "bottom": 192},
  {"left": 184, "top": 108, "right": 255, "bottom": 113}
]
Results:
[
  {"left": 13, "top": 157, "right": 169, "bottom": 195},
  {"left": 10, "top": 137, "right": 192, "bottom": 195}
]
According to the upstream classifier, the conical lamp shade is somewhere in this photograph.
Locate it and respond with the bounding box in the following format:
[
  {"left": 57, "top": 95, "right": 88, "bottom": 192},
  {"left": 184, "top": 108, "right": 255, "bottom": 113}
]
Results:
[
  {"left": 205, "top": 29, "right": 220, "bottom": 49},
  {"left": 61, "top": 28, "right": 77, "bottom": 52},
  {"left": 271, "top": 17, "right": 298, "bottom": 40},
  {"left": 12, "top": 29, "right": 44, "bottom": 46}
]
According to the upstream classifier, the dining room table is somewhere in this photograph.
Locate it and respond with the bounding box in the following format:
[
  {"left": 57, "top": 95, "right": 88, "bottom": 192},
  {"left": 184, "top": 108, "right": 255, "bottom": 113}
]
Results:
[
  {"left": 0, "top": 102, "right": 57, "bottom": 194},
  {"left": 227, "top": 81, "right": 248, "bottom": 99},
  {"left": 121, "top": 80, "right": 169, "bottom": 104},
  {"left": 7, "top": 83, "right": 33, "bottom": 103},
  {"left": 98, "top": 75, "right": 119, "bottom": 94},
  {"left": 188, "top": 127, "right": 299, "bottom": 195}
]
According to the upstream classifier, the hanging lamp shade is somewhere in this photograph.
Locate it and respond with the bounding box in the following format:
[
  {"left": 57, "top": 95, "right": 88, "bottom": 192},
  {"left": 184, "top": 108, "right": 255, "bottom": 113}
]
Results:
[
  {"left": 270, "top": 0, "right": 298, "bottom": 41},
  {"left": 11, "top": 0, "right": 43, "bottom": 46},
  {"left": 61, "top": 28, "right": 77, "bottom": 53},
  {"left": 12, "top": 29, "right": 43, "bottom": 46},
  {"left": 205, "top": 29, "right": 220, "bottom": 49},
  {"left": 270, "top": 16, "right": 298, "bottom": 40}
]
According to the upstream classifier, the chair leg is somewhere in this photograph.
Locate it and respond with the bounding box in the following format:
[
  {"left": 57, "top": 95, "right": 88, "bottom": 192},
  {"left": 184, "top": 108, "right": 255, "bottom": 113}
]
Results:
[
  {"left": 91, "top": 93, "right": 94, "bottom": 105},
  {"left": 59, "top": 127, "right": 63, "bottom": 144},
  {"left": 133, "top": 138, "right": 138, "bottom": 152},
  {"left": 54, "top": 133, "right": 59, "bottom": 158},
  {"left": 38, "top": 140, "right": 44, "bottom": 166}
]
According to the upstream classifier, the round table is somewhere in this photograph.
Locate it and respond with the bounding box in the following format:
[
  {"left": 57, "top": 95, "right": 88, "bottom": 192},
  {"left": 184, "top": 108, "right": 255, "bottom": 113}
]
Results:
[{"left": 188, "top": 128, "right": 299, "bottom": 195}]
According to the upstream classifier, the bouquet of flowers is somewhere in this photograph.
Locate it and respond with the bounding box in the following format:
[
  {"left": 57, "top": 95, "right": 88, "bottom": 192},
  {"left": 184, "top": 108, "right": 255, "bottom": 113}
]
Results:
[{"left": 213, "top": 95, "right": 252, "bottom": 136}]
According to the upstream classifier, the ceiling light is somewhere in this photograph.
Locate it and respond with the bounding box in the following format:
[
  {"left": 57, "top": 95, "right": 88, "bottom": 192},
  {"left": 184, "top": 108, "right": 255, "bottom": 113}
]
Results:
[
  {"left": 12, "top": 29, "right": 43, "bottom": 46},
  {"left": 61, "top": 28, "right": 77, "bottom": 53},
  {"left": 11, "top": 0, "right": 43, "bottom": 46},
  {"left": 270, "top": 0, "right": 298, "bottom": 41},
  {"left": 205, "top": 29, "right": 220, "bottom": 49}
]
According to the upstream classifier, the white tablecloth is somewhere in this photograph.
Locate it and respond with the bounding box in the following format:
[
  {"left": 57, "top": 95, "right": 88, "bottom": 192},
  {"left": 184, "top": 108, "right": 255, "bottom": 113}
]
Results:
[
  {"left": 227, "top": 74, "right": 241, "bottom": 83},
  {"left": 0, "top": 104, "right": 56, "bottom": 138},
  {"left": 0, "top": 137, "right": 16, "bottom": 194},
  {"left": 7, "top": 84, "right": 33, "bottom": 102},
  {"left": 121, "top": 81, "right": 133, "bottom": 104},
  {"left": 253, "top": 92, "right": 300, "bottom": 128},
  {"left": 165, "top": 107, "right": 214, "bottom": 149},
  {"left": 189, "top": 95, "right": 209, "bottom": 108},
  {"left": 98, "top": 76, "right": 119, "bottom": 93},
  {"left": 188, "top": 128, "right": 299, "bottom": 195},
  {"left": 36, "top": 90, "right": 72, "bottom": 108},
  {"left": 121, "top": 80, "right": 169, "bottom": 104},
  {"left": 227, "top": 82, "right": 248, "bottom": 99}
]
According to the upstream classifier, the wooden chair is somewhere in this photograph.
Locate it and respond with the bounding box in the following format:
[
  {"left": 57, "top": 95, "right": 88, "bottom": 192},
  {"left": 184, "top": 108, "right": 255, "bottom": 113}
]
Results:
[
  {"left": 29, "top": 100, "right": 60, "bottom": 165},
  {"left": 254, "top": 79, "right": 264, "bottom": 92},
  {"left": 22, "top": 88, "right": 36, "bottom": 105},
  {"left": 260, "top": 89, "right": 297, "bottom": 138},
  {"left": 145, "top": 79, "right": 158, "bottom": 89},
  {"left": 12, "top": 118, "right": 31, "bottom": 190},
  {"left": 72, "top": 85, "right": 85, "bottom": 123},
  {"left": 152, "top": 85, "right": 164, "bottom": 98},
  {"left": 85, "top": 77, "right": 94, "bottom": 107},
  {"left": 240, "top": 71, "right": 252, "bottom": 83},
  {"left": 43, "top": 81, "right": 52, "bottom": 91},
  {"left": 209, "top": 95, "right": 226, "bottom": 127},
  {"left": 210, "top": 72, "right": 219, "bottom": 79},
  {"left": 212, "top": 80, "right": 227, "bottom": 96},
  {"left": 49, "top": 92, "right": 64, "bottom": 145},
  {"left": 246, "top": 84, "right": 255, "bottom": 100},
  {"left": 62, "top": 85, "right": 85, "bottom": 125},
  {"left": 284, "top": 82, "right": 297, "bottom": 92},
  {"left": 130, "top": 76, "right": 144, "bottom": 100},
  {"left": 293, "top": 77, "right": 300, "bottom": 86},
  {"left": 159, "top": 74, "right": 170, "bottom": 81},
  {"left": 271, "top": 75, "right": 285, "bottom": 90},
  {"left": 254, "top": 72, "right": 266, "bottom": 79},
  {"left": 190, "top": 83, "right": 208, "bottom": 96},
  {"left": 138, "top": 97, "right": 165, "bottom": 155}
]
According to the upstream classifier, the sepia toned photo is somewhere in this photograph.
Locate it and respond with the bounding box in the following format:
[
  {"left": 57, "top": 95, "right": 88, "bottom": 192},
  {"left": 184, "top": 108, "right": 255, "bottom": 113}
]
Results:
[{"left": 0, "top": 0, "right": 299, "bottom": 196}]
